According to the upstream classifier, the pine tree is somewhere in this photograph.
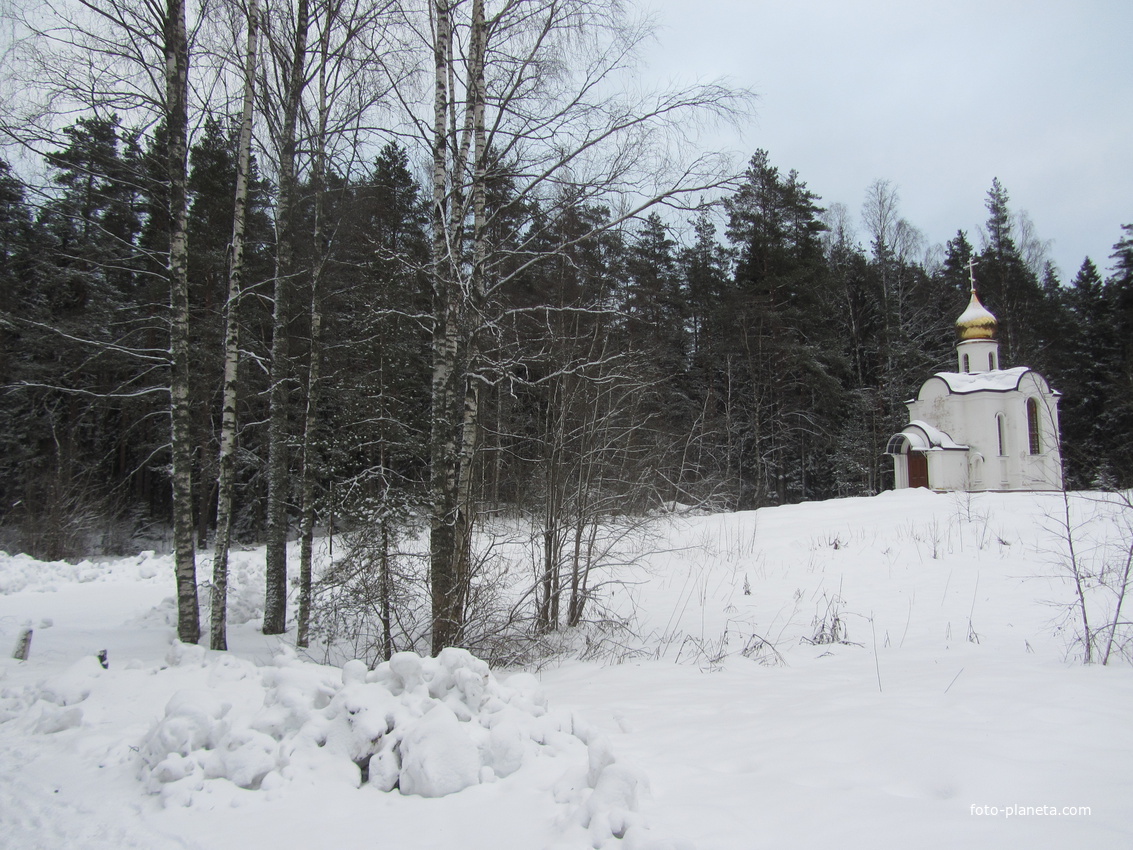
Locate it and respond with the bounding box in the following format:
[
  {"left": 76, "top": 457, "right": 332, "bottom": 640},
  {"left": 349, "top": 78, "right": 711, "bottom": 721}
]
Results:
[
  {"left": 186, "top": 118, "right": 240, "bottom": 550},
  {"left": 720, "top": 151, "right": 845, "bottom": 505},
  {"left": 977, "top": 179, "right": 1046, "bottom": 367},
  {"left": 620, "top": 212, "right": 691, "bottom": 439},
  {"left": 41, "top": 117, "right": 145, "bottom": 311},
  {"left": 4, "top": 118, "right": 165, "bottom": 560},
  {"left": 681, "top": 208, "right": 731, "bottom": 372},
  {"left": 321, "top": 143, "right": 432, "bottom": 502},
  {"left": 677, "top": 209, "right": 734, "bottom": 502},
  {"left": 1101, "top": 225, "right": 1133, "bottom": 485},
  {"left": 0, "top": 161, "right": 43, "bottom": 528}
]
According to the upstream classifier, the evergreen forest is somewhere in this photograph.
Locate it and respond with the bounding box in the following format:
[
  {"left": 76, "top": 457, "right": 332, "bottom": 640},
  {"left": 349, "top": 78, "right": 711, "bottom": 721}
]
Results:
[{"left": 0, "top": 0, "right": 1130, "bottom": 655}]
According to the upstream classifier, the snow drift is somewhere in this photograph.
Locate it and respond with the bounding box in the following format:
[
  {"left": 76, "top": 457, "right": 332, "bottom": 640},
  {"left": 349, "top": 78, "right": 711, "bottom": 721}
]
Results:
[{"left": 137, "top": 645, "right": 552, "bottom": 801}]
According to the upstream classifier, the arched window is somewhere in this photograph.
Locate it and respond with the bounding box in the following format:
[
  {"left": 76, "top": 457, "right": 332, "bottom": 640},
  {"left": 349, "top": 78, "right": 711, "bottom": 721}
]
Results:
[
  {"left": 989, "top": 352, "right": 996, "bottom": 370},
  {"left": 996, "top": 413, "right": 1006, "bottom": 456},
  {"left": 963, "top": 354, "right": 970, "bottom": 373},
  {"left": 1027, "top": 398, "right": 1041, "bottom": 455},
  {"left": 886, "top": 434, "right": 909, "bottom": 455}
]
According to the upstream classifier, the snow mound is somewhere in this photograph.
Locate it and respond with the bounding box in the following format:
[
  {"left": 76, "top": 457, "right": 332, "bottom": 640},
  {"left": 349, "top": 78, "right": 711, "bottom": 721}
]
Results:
[
  {"left": 551, "top": 719, "right": 667, "bottom": 849},
  {"left": 0, "top": 655, "right": 105, "bottom": 733},
  {"left": 0, "top": 549, "right": 166, "bottom": 594},
  {"left": 38, "top": 654, "right": 104, "bottom": 706},
  {"left": 138, "top": 646, "right": 562, "bottom": 805}
]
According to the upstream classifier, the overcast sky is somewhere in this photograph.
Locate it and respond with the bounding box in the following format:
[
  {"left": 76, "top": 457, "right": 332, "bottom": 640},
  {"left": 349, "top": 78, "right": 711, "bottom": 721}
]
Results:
[{"left": 640, "top": 0, "right": 1132, "bottom": 280}]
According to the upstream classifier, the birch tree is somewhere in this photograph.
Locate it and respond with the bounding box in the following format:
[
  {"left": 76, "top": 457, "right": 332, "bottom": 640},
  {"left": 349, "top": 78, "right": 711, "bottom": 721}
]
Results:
[
  {"left": 261, "top": 0, "right": 311, "bottom": 636},
  {"left": 211, "top": 0, "right": 260, "bottom": 651},
  {"left": 418, "top": 0, "right": 751, "bottom": 653},
  {"left": 165, "top": 0, "right": 200, "bottom": 643},
  {"left": 295, "top": 0, "right": 338, "bottom": 649},
  {"left": 294, "top": 38, "right": 327, "bottom": 647}
]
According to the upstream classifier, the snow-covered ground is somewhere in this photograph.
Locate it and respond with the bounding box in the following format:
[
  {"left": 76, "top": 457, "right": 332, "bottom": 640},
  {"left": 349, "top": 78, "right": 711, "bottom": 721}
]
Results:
[{"left": 2, "top": 489, "right": 1131, "bottom": 848}]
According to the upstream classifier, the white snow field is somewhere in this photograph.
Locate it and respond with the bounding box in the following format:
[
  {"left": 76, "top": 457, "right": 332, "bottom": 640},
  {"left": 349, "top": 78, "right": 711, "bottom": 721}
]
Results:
[{"left": 2, "top": 489, "right": 1132, "bottom": 849}]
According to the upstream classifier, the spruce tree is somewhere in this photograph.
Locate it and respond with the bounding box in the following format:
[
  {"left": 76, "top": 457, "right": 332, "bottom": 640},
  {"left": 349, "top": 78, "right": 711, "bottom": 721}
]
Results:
[
  {"left": 943, "top": 230, "right": 975, "bottom": 295},
  {"left": 1057, "top": 258, "right": 1110, "bottom": 486}
]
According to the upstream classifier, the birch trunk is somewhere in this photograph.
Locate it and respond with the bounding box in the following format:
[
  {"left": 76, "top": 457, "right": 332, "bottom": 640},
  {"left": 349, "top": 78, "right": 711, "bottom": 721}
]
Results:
[
  {"left": 212, "top": 0, "right": 259, "bottom": 651},
  {"left": 429, "top": 0, "right": 458, "bottom": 653},
  {"left": 428, "top": 0, "right": 487, "bottom": 655},
  {"left": 295, "top": 275, "right": 323, "bottom": 647},
  {"left": 264, "top": 0, "right": 311, "bottom": 636},
  {"left": 166, "top": 0, "right": 199, "bottom": 644},
  {"left": 419, "top": 0, "right": 746, "bottom": 649},
  {"left": 296, "top": 16, "right": 331, "bottom": 649},
  {"left": 452, "top": 0, "right": 488, "bottom": 628}
]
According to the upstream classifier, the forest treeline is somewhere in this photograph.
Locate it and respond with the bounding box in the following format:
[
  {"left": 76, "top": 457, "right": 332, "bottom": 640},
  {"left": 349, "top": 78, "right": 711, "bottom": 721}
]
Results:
[{"left": 0, "top": 1, "right": 1130, "bottom": 654}]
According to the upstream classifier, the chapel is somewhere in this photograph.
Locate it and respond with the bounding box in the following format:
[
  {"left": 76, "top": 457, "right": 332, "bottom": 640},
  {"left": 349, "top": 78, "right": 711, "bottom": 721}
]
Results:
[{"left": 885, "top": 268, "right": 1063, "bottom": 492}]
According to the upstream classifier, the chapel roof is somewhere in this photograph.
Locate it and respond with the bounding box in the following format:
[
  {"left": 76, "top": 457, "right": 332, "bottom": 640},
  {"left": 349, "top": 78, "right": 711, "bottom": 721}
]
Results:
[
  {"left": 900, "top": 420, "right": 969, "bottom": 451},
  {"left": 929, "top": 366, "right": 1044, "bottom": 394}
]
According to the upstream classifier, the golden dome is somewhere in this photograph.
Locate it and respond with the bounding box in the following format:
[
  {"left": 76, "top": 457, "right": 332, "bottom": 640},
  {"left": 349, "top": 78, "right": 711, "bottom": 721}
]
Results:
[{"left": 956, "top": 289, "right": 997, "bottom": 340}]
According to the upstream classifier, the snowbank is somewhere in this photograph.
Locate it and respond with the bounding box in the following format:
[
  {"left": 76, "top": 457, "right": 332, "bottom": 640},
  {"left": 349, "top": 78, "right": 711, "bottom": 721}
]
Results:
[
  {"left": 1, "top": 632, "right": 660, "bottom": 848},
  {"left": 0, "top": 550, "right": 165, "bottom": 594},
  {"left": 138, "top": 645, "right": 561, "bottom": 802}
]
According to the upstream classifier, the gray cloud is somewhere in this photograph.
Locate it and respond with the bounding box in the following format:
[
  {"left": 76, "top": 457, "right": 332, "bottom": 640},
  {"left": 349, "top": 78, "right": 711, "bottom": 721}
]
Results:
[{"left": 642, "top": 0, "right": 1133, "bottom": 279}]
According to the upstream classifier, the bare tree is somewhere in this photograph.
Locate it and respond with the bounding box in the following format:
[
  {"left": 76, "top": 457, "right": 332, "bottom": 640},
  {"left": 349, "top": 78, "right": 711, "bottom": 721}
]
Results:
[
  {"left": 211, "top": 0, "right": 260, "bottom": 651},
  {"left": 1099, "top": 491, "right": 1133, "bottom": 665},
  {"left": 1014, "top": 209, "right": 1053, "bottom": 280},
  {"left": 261, "top": 0, "right": 401, "bottom": 642},
  {"left": 861, "top": 178, "right": 900, "bottom": 357},
  {"left": 1050, "top": 489, "right": 1133, "bottom": 665},
  {"left": 413, "top": 0, "right": 751, "bottom": 653},
  {"left": 260, "top": 0, "right": 311, "bottom": 636},
  {"left": 294, "top": 21, "right": 327, "bottom": 648},
  {"left": 165, "top": 0, "right": 200, "bottom": 643},
  {"left": 536, "top": 341, "right": 663, "bottom": 630},
  {"left": 820, "top": 201, "right": 856, "bottom": 257},
  {"left": 286, "top": 0, "right": 405, "bottom": 648}
]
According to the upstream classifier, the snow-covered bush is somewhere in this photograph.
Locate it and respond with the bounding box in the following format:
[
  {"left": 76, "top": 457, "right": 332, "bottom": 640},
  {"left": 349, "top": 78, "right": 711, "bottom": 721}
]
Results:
[{"left": 138, "top": 646, "right": 557, "bottom": 804}]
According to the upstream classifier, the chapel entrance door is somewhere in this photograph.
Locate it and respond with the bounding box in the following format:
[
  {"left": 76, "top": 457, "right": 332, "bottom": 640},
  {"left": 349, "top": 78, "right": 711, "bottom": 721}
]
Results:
[{"left": 908, "top": 451, "right": 929, "bottom": 488}]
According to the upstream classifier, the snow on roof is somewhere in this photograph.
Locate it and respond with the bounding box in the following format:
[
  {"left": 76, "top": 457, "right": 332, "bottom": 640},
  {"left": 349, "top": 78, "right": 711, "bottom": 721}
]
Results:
[
  {"left": 932, "top": 366, "right": 1032, "bottom": 394},
  {"left": 903, "top": 420, "right": 969, "bottom": 451},
  {"left": 955, "top": 291, "right": 998, "bottom": 338}
]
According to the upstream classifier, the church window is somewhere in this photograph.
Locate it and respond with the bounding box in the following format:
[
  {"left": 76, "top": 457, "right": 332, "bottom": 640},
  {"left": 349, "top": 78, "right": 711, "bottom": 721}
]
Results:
[
  {"left": 989, "top": 352, "right": 996, "bottom": 370},
  {"left": 996, "top": 413, "right": 1006, "bottom": 456},
  {"left": 963, "top": 354, "right": 970, "bottom": 373},
  {"left": 1027, "top": 398, "right": 1041, "bottom": 454},
  {"left": 886, "top": 434, "right": 909, "bottom": 455}
]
